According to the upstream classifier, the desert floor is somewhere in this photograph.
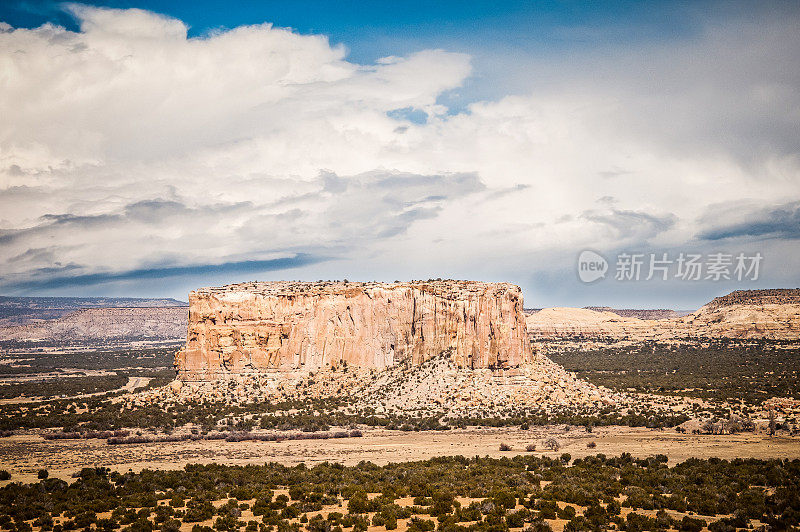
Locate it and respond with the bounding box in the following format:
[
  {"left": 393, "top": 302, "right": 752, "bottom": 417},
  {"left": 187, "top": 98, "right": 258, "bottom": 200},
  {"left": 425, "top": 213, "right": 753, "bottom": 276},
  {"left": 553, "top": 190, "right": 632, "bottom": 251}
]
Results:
[{"left": 2, "top": 426, "right": 799, "bottom": 484}]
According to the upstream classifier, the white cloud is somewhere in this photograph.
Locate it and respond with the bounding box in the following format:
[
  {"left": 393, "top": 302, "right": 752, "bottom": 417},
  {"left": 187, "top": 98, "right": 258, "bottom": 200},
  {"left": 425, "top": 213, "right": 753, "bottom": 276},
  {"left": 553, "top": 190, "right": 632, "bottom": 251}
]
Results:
[{"left": 0, "top": 4, "right": 798, "bottom": 304}]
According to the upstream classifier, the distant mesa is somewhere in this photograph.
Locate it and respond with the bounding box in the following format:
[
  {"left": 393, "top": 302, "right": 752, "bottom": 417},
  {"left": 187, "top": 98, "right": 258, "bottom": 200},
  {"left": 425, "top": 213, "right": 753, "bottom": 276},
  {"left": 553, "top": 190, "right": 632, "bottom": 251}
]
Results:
[
  {"left": 0, "top": 295, "right": 187, "bottom": 309},
  {"left": 0, "top": 307, "right": 188, "bottom": 344},
  {"left": 526, "top": 307, "right": 693, "bottom": 320},
  {"left": 175, "top": 280, "right": 531, "bottom": 381},
  {"left": 526, "top": 289, "right": 800, "bottom": 341},
  {"left": 0, "top": 296, "right": 187, "bottom": 328},
  {"left": 0, "top": 296, "right": 188, "bottom": 344}
]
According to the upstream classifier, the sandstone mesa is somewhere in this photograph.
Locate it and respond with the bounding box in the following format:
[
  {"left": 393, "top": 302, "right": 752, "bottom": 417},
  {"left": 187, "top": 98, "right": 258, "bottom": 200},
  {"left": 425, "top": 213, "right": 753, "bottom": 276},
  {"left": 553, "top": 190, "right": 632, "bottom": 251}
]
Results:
[{"left": 175, "top": 280, "right": 531, "bottom": 381}]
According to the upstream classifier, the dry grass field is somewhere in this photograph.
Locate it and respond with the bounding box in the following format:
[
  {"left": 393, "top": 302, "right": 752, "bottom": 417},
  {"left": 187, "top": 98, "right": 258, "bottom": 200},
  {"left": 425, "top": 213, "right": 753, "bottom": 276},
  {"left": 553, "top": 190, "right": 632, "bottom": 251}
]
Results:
[{"left": 2, "top": 426, "right": 799, "bottom": 484}]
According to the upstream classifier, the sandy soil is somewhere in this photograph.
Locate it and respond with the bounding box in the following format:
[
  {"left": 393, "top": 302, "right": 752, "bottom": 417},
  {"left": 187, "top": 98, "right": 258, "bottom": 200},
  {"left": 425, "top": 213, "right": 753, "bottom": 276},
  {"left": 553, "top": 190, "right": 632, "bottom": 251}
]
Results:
[{"left": 2, "top": 426, "right": 799, "bottom": 484}]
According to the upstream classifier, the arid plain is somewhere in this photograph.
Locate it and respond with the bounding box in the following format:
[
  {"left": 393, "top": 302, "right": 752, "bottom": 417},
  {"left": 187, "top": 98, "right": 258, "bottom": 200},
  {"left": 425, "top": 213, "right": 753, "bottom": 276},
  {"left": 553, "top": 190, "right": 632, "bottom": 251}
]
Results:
[{"left": 1, "top": 285, "right": 800, "bottom": 531}]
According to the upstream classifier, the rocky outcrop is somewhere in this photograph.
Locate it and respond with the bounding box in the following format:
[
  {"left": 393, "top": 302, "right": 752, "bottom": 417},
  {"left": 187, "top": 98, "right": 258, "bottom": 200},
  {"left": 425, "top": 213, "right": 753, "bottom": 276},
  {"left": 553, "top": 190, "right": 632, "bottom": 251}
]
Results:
[
  {"left": 527, "top": 289, "right": 800, "bottom": 341},
  {"left": 0, "top": 307, "right": 188, "bottom": 343},
  {"left": 680, "top": 302, "right": 800, "bottom": 339},
  {"left": 175, "top": 280, "right": 530, "bottom": 381},
  {"left": 157, "top": 352, "right": 623, "bottom": 414},
  {"left": 703, "top": 289, "right": 800, "bottom": 310},
  {"left": 354, "top": 353, "right": 614, "bottom": 413}
]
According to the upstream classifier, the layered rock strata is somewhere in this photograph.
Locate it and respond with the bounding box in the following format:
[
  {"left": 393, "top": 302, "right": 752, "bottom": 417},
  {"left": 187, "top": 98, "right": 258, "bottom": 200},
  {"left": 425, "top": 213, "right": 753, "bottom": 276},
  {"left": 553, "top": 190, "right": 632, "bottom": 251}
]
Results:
[{"left": 176, "top": 280, "right": 530, "bottom": 381}]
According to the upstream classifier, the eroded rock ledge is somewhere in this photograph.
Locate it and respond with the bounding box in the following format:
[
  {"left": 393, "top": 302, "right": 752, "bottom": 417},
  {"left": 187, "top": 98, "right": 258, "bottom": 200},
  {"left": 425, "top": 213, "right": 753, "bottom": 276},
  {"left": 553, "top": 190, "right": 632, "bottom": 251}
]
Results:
[{"left": 175, "top": 280, "right": 530, "bottom": 381}]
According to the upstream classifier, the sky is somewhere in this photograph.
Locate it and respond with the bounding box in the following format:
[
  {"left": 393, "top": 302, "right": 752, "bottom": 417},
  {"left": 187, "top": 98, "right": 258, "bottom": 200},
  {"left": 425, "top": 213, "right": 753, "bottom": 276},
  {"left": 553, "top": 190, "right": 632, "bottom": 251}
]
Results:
[{"left": 0, "top": 0, "right": 798, "bottom": 309}]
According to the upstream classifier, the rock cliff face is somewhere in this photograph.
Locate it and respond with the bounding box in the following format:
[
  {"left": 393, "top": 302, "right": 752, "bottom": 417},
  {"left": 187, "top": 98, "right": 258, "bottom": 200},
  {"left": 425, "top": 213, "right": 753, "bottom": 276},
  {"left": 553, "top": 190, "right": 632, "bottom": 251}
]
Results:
[{"left": 176, "top": 281, "right": 530, "bottom": 381}]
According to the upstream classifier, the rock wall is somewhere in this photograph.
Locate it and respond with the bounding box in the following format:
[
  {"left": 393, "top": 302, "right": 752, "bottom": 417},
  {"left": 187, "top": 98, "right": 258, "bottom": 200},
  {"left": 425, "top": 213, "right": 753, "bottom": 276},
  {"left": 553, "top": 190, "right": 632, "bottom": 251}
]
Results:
[{"left": 175, "top": 280, "right": 530, "bottom": 381}]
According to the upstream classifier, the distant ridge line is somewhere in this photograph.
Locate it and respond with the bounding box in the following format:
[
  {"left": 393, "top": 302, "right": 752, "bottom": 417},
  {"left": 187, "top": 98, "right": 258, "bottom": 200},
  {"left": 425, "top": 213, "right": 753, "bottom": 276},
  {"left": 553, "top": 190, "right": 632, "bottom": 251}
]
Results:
[
  {"left": 583, "top": 307, "right": 683, "bottom": 320},
  {"left": 704, "top": 289, "right": 800, "bottom": 310}
]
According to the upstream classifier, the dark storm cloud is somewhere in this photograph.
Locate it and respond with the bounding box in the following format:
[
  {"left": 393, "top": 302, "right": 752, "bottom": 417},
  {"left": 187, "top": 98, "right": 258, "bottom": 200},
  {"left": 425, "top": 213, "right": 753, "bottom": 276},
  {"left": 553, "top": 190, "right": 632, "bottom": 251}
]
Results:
[
  {"left": 40, "top": 212, "right": 119, "bottom": 226},
  {"left": 698, "top": 201, "right": 800, "bottom": 241},
  {"left": 598, "top": 168, "right": 632, "bottom": 179},
  {"left": 0, "top": 198, "right": 256, "bottom": 245},
  {"left": 7, "top": 246, "right": 59, "bottom": 264},
  {"left": 319, "top": 170, "right": 485, "bottom": 240},
  {"left": 245, "top": 170, "right": 487, "bottom": 243},
  {"left": 0, "top": 215, "right": 118, "bottom": 245},
  {"left": 1, "top": 169, "right": 487, "bottom": 292},
  {"left": 371, "top": 171, "right": 485, "bottom": 203},
  {"left": 0, "top": 254, "right": 327, "bottom": 291},
  {"left": 582, "top": 208, "right": 677, "bottom": 240},
  {"left": 484, "top": 184, "right": 530, "bottom": 201},
  {"left": 376, "top": 206, "right": 441, "bottom": 238},
  {"left": 123, "top": 199, "right": 189, "bottom": 221}
]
